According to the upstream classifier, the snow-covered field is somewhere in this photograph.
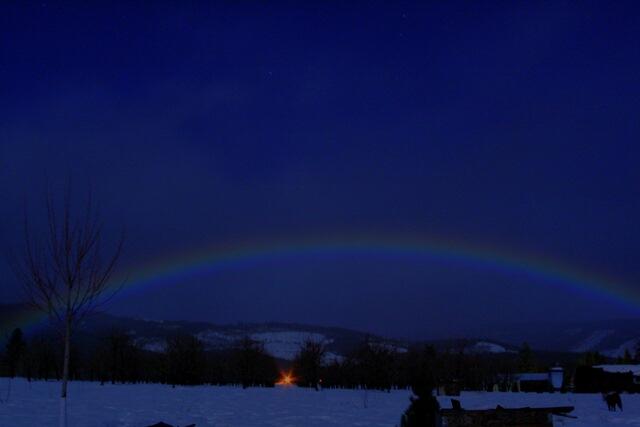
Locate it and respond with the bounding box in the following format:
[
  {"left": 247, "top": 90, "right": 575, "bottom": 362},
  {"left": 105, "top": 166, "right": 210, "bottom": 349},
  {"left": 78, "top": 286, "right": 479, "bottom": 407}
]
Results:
[
  {"left": 0, "top": 379, "right": 409, "bottom": 427},
  {"left": 0, "top": 379, "right": 639, "bottom": 426}
]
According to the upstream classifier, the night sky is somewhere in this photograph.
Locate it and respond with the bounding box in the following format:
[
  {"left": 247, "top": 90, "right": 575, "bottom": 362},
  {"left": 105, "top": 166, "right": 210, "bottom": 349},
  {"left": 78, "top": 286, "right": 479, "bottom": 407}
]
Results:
[{"left": 1, "top": 1, "right": 639, "bottom": 339}]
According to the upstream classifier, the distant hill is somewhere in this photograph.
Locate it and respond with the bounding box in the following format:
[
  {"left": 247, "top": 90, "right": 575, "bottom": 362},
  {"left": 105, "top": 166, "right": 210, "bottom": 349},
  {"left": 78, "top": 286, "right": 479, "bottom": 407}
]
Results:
[
  {"left": 2, "top": 304, "right": 638, "bottom": 360},
  {"left": 0, "top": 304, "right": 406, "bottom": 361},
  {"left": 483, "top": 318, "right": 640, "bottom": 355}
]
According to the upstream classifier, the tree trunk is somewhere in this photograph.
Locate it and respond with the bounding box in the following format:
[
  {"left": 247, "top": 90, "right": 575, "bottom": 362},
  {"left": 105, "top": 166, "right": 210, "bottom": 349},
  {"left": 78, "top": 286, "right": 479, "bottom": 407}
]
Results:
[
  {"left": 59, "top": 314, "right": 71, "bottom": 427},
  {"left": 61, "top": 315, "right": 71, "bottom": 399}
]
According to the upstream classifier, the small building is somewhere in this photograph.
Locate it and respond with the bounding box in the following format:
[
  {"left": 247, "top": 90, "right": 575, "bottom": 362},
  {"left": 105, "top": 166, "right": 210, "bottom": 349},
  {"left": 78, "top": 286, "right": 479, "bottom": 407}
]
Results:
[
  {"left": 513, "top": 373, "right": 552, "bottom": 392},
  {"left": 594, "top": 364, "right": 640, "bottom": 383},
  {"left": 500, "top": 367, "right": 564, "bottom": 392}
]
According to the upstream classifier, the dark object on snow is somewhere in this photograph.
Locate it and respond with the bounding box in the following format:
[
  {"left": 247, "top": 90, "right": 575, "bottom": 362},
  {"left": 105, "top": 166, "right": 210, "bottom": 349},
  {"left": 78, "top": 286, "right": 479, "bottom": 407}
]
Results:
[
  {"left": 400, "top": 395, "right": 440, "bottom": 427},
  {"left": 440, "top": 405, "right": 575, "bottom": 427},
  {"left": 603, "top": 391, "right": 623, "bottom": 411},
  {"left": 146, "top": 423, "right": 195, "bottom": 427},
  {"left": 400, "top": 382, "right": 440, "bottom": 427},
  {"left": 574, "top": 366, "right": 638, "bottom": 393}
]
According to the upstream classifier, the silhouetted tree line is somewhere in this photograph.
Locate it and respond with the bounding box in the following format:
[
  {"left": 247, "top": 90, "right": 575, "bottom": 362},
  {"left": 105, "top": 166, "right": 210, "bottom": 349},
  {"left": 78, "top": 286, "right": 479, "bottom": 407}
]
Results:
[
  {"left": 0, "top": 328, "right": 279, "bottom": 388},
  {"left": 0, "top": 329, "right": 537, "bottom": 391},
  {"left": 1, "top": 329, "right": 62, "bottom": 381},
  {"left": 5, "top": 328, "right": 629, "bottom": 392},
  {"left": 293, "top": 340, "right": 553, "bottom": 392}
]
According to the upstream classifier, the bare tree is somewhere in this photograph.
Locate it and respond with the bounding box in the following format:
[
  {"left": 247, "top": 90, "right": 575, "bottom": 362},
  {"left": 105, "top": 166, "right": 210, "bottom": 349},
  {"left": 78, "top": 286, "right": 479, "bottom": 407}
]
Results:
[{"left": 12, "top": 186, "right": 124, "bottom": 404}]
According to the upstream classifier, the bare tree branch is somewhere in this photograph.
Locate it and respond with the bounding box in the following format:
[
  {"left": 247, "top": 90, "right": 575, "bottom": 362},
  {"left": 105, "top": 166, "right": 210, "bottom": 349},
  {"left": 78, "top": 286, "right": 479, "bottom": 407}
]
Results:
[{"left": 12, "top": 183, "right": 125, "bottom": 400}]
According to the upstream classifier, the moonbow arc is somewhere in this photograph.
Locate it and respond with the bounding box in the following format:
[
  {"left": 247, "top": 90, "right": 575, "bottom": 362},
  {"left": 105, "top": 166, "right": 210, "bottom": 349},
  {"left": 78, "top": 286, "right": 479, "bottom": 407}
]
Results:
[
  {"left": 120, "top": 236, "right": 636, "bottom": 306},
  {"left": 8, "top": 236, "right": 638, "bottom": 331}
]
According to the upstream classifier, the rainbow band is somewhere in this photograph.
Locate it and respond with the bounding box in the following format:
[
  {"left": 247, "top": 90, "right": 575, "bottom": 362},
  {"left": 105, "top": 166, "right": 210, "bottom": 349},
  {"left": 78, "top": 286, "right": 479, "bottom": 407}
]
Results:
[
  {"left": 4, "top": 235, "right": 638, "bottom": 332},
  {"left": 123, "top": 235, "right": 637, "bottom": 306}
]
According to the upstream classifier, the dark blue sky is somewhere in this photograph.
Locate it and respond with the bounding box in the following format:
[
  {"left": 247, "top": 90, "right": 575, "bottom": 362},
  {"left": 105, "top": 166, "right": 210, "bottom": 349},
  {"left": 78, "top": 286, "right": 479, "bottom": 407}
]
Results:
[{"left": 1, "top": 1, "right": 639, "bottom": 338}]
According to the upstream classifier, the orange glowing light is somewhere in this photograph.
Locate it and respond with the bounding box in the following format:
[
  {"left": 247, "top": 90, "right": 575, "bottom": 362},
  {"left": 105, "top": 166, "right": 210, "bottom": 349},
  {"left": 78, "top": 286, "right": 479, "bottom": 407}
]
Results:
[{"left": 276, "top": 371, "right": 295, "bottom": 386}]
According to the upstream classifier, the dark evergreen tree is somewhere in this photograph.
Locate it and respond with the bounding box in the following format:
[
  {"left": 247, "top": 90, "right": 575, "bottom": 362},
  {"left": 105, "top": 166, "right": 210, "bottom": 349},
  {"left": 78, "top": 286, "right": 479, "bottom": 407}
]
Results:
[
  {"left": 293, "top": 339, "right": 326, "bottom": 390},
  {"left": 90, "top": 330, "right": 140, "bottom": 384},
  {"left": 231, "top": 336, "right": 278, "bottom": 388},
  {"left": 578, "top": 351, "right": 606, "bottom": 367},
  {"left": 517, "top": 342, "right": 535, "bottom": 372},
  {"left": 353, "top": 340, "right": 395, "bottom": 391},
  {"left": 403, "top": 345, "right": 438, "bottom": 390},
  {"left": 165, "top": 334, "right": 205, "bottom": 385},
  {"left": 24, "top": 333, "right": 59, "bottom": 381},
  {"left": 322, "top": 359, "right": 345, "bottom": 389},
  {"left": 5, "top": 328, "right": 26, "bottom": 378}
]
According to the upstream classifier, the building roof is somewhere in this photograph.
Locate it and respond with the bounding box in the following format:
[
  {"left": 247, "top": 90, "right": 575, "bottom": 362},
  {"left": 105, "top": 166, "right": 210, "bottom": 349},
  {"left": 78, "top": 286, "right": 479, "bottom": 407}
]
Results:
[
  {"left": 514, "top": 373, "right": 549, "bottom": 382},
  {"left": 594, "top": 365, "right": 640, "bottom": 376}
]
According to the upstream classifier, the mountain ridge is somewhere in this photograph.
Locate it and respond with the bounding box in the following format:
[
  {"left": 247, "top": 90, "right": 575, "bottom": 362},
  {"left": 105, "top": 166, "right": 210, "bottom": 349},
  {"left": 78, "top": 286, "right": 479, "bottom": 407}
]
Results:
[{"left": 2, "top": 304, "right": 639, "bottom": 358}]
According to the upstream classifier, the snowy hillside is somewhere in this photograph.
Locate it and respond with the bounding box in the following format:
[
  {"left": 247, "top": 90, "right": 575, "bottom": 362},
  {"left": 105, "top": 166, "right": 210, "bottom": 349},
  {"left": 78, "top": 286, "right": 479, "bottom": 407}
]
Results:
[
  {"left": 0, "top": 304, "right": 401, "bottom": 361},
  {"left": 250, "top": 331, "right": 338, "bottom": 362},
  {"left": 196, "top": 329, "right": 345, "bottom": 361},
  {"left": 483, "top": 318, "right": 640, "bottom": 353},
  {"left": 3, "top": 304, "right": 640, "bottom": 356},
  {"left": 571, "top": 330, "right": 615, "bottom": 353},
  {"left": 465, "top": 341, "right": 514, "bottom": 354},
  {"left": 602, "top": 338, "right": 640, "bottom": 358}
]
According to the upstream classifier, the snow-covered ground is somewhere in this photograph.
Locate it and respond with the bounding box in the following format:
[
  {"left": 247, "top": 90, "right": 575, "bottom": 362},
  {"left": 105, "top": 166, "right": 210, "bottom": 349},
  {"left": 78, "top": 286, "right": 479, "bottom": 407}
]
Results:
[
  {"left": 0, "top": 379, "right": 409, "bottom": 427},
  {"left": 1, "top": 379, "right": 639, "bottom": 426}
]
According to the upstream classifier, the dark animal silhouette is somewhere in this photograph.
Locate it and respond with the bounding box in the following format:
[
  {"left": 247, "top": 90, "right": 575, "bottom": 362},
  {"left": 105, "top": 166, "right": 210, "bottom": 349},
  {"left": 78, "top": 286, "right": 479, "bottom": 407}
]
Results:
[{"left": 602, "top": 392, "right": 623, "bottom": 411}]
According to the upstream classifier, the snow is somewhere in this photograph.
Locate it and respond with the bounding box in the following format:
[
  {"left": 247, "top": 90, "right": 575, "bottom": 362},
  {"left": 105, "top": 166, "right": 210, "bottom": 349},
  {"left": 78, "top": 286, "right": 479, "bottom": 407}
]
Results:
[
  {"left": 133, "top": 338, "right": 167, "bottom": 353},
  {"left": 513, "top": 373, "right": 549, "bottom": 381},
  {"left": 249, "top": 331, "right": 331, "bottom": 361},
  {"left": 323, "top": 352, "right": 345, "bottom": 364},
  {"left": 571, "top": 329, "right": 614, "bottom": 352},
  {"left": 369, "top": 341, "right": 408, "bottom": 354},
  {"left": 194, "top": 330, "right": 336, "bottom": 361},
  {"left": 467, "top": 341, "right": 510, "bottom": 354},
  {"left": 2, "top": 379, "right": 640, "bottom": 426},
  {"left": 603, "top": 338, "right": 640, "bottom": 358},
  {"left": 0, "top": 379, "right": 408, "bottom": 427},
  {"left": 594, "top": 364, "right": 640, "bottom": 376},
  {"left": 195, "top": 330, "right": 237, "bottom": 348}
]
